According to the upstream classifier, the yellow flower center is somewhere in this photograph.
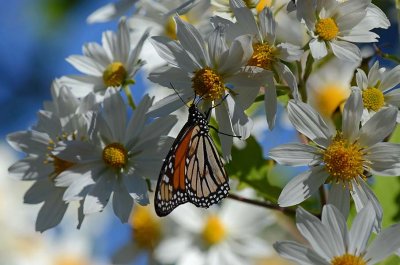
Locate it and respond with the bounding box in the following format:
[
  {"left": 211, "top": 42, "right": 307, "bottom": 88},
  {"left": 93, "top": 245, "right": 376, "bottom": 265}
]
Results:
[
  {"left": 256, "top": 0, "right": 272, "bottom": 12},
  {"left": 202, "top": 216, "right": 227, "bottom": 246},
  {"left": 315, "top": 18, "right": 339, "bottom": 41},
  {"left": 192, "top": 67, "right": 225, "bottom": 100},
  {"left": 165, "top": 15, "right": 189, "bottom": 40},
  {"left": 247, "top": 43, "right": 276, "bottom": 70},
  {"left": 323, "top": 133, "right": 365, "bottom": 183},
  {"left": 131, "top": 206, "right": 162, "bottom": 250},
  {"left": 331, "top": 253, "right": 367, "bottom": 265},
  {"left": 313, "top": 84, "right": 350, "bottom": 118},
  {"left": 362, "top": 87, "right": 385, "bottom": 112},
  {"left": 102, "top": 143, "right": 127, "bottom": 169},
  {"left": 53, "top": 255, "right": 89, "bottom": 265},
  {"left": 103, "top": 62, "right": 127, "bottom": 87}
]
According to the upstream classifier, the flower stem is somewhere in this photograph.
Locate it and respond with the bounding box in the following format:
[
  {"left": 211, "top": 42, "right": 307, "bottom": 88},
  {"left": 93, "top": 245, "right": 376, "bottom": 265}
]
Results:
[
  {"left": 123, "top": 83, "right": 136, "bottom": 110},
  {"left": 228, "top": 193, "right": 296, "bottom": 216},
  {"left": 319, "top": 185, "right": 327, "bottom": 208}
]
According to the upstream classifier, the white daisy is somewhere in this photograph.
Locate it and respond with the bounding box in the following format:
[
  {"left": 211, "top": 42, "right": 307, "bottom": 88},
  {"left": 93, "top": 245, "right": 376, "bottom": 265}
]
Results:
[
  {"left": 87, "top": 0, "right": 138, "bottom": 24},
  {"left": 269, "top": 89, "right": 400, "bottom": 230},
  {"left": 61, "top": 18, "right": 148, "bottom": 98},
  {"left": 126, "top": 0, "right": 213, "bottom": 72},
  {"left": 7, "top": 80, "right": 96, "bottom": 232},
  {"left": 154, "top": 195, "right": 275, "bottom": 265},
  {"left": 274, "top": 203, "right": 400, "bottom": 265},
  {"left": 306, "top": 57, "right": 358, "bottom": 123},
  {"left": 221, "top": 1, "right": 302, "bottom": 129},
  {"left": 294, "top": 0, "right": 388, "bottom": 62},
  {"left": 148, "top": 15, "right": 272, "bottom": 159},
  {"left": 52, "top": 89, "right": 176, "bottom": 223},
  {"left": 354, "top": 60, "right": 400, "bottom": 124}
]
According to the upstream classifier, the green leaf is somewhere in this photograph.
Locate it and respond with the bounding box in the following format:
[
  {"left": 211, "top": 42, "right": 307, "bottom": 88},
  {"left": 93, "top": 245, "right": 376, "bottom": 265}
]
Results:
[{"left": 226, "top": 136, "right": 281, "bottom": 202}]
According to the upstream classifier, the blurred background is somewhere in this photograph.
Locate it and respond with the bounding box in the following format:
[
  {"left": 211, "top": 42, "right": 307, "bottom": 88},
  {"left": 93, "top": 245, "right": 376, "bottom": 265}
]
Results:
[{"left": 0, "top": 0, "right": 398, "bottom": 264}]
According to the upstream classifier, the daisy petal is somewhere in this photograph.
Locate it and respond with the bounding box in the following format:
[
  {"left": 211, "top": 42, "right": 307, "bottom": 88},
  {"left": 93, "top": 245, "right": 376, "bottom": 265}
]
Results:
[
  {"left": 309, "top": 39, "right": 328, "bottom": 60},
  {"left": 364, "top": 143, "right": 400, "bottom": 176},
  {"left": 269, "top": 143, "right": 320, "bottom": 166},
  {"left": 358, "top": 107, "right": 397, "bottom": 147},
  {"left": 330, "top": 40, "right": 361, "bottom": 63},
  {"left": 296, "top": 207, "right": 337, "bottom": 260},
  {"left": 327, "top": 183, "right": 350, "bottom": 219},
  {"left": 264, "top": 81, "right": 277, "bottom": 130},
  {"left": 35, "top": 188, "right": 68, "bottom": 232},
  {"left": 273, "top": 241, "right": 329, "bottom": 265},
  {"left": 348, "top": 202, "right": 375, "bottom": 255},
  {"left": 321, "top": 204, "right": 348, "bottom": 255},
  {"left": 278, "top": 165, "right": 329, "bottom": 207},
  {"left": 342, "top": 89, "right": 362, "bottom": 142},
  {"left": 66, "top": 55, "right": 103, "bottom": 76},
  {"left": 364, "top": 223, "right": 400, "bottom": 264},
  {"left": 287, "top": 100, "right": 332, "bottom": 147},
  {"left": 112, "top": 179, "right": 133, "bottom": 222},
  {"left": 83, "top": 173, "right": 114, "bottom": 214}
]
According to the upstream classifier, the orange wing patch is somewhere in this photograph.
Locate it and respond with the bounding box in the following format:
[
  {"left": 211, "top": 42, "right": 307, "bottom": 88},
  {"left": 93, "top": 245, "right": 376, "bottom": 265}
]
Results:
[{"left": 173, "top": 127, "right": 195, "bottom": 190}]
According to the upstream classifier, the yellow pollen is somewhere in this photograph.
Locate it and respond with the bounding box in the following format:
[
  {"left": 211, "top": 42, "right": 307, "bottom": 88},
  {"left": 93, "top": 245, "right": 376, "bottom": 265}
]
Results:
[
  {"left": 256, "top": 0, "right": 272, "bottom": 13},
  {"left": 247, "top": 43, "right": 276, "bottom": 70},
  {"left": 103, "top": 62, "right": 127, "bottom": 87},
  {"left": 313, "top": 84, "right": 350, "bottom": 118},
  {"left": 165, "top": 15, "right": 189, "bottom": 39},
  {"left": 362, "top": 87, "right": 385, "bottom": 112},
  {"left": 102, "top": 143, "right": 127, "bottom": 169},
  {"left": 331, "top": 253, "right": 367, "bottom": 265},
  {"left": 51, "top": 156, "right": 75, "bottom": 180},
  {"left": 192, "top": 67, "right": 225, "bottom": 101},
  {"left": 315, "top": 18, "right": 339, "bottom": 41},
  {"left": 131, "top": 206, "right": 162, "bottom": 250},
  {"left": 202, "top": 215, "right": 227, "bottom": 245},
  {"left": 323, "top": 133, "right": 365, "bottom": 183}
]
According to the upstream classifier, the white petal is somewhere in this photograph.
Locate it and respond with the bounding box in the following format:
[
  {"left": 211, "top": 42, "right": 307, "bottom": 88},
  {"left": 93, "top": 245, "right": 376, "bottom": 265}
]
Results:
[
  {"left": 269, "top": 143, "right": 321, "bottom": 166},
  {"left": 364, "top": 143, "right": 400, "bottom": 176},
  {"left": 112, "top": 179, "right": 134, "bottom": 222},
  {"left": 273, "top": 241, "right": 329, "bottom": 265},
  {"left": 358, "top": 107, "right": 397, "bottom": 147},
  {"left": 154, "top": 236, "right": 192, "bottom": 263},
  {"left": 385, "top": 89, "right": 400, "bottom": 106},
  {"left": 66, "top": 55, "right": 103, "bottom": 76},
  {"left": 351, "top": 178, "right": 383, "bottom": 233},
  {"left": 364, "top": 223, "right": 400, "bottom": 264},
  {"left": 7, "top": 130, "right": 50, "bottom": 154},
  {"left": 225, "top": 95, "right": 252, "bottom": 139},
  {"left": 274, "top": 62, "right": 300, "bottom": 100},
  {"left": 121, "top": 174, "right": 149, "bottom": 205},
  {"left": 53, "top": 141, "right": 100, "bottom": 163},
  {"left": 277, "top": 42, "right": 304, "bottom": 62},
  {"left": 381, "top": 65, "right": 400, "bottom": 91},
  {"left": 288, "top": 100, "right": 332, "bottom": 147},
  {"left": 218, "top": 35, "right": 253, "bottom": 74},
  {"left": 35, "top": 188, "right": 68, "bottom": 232},
  {"left": 327, "top": 183, "right": 350, "bottom": 219},
  {"left": 150, "top": 36, "right": 200, "bottom": 71},
  {"left": 309, "top": 39, "right": 328, "bottom": 60},
  {"left": 321, "top": 204, "right": 348, "bottom": 255},
  {"left": 330, "top": 40, "right": 361, "bottom": 63},
  {"left": 348, "top": 202, "right": 375, "bottom": 255},
  {"left": 208, "top": 25, "right": 228, "bottom": 65},
  {"left": 83, "top": 173, "right": 114, "bottom": 214},
  {"left": 103, "top": 89, "right": 127, "bottom": 142},
  {"left": 342, "top": 89, "right": 362, "bottom": 142},
  {"left": 125, "top": 95, "right": 153, "bottom": 145},
  {"left": 264, "top": 82, "right": 277, "bottom": 130},
  {"left": 296, "top": 206, "right": 338, "bottom": 259},
  {"left": 175, "top": 16, "right": 208, "bottom": 67},
  {"left": 86, "top": 0, "right": 136, "bottom": 24},
  {"left": 356, "top": 68, "right": 368, "bottom": 89},
  {"left": 278, "top": 166, "right": 329, "bottom": 207},
  {"left": 259, "top": 7, "right": 276, "bottom": 44},
  {"left": 215, "top": 104, "right": 234, "bottom": 161}
]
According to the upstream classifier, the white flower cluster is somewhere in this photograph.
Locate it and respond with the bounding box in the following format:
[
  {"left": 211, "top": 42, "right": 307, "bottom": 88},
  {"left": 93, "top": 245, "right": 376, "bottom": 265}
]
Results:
[{"left": 7, "top": 0, "right": 400, "bottom": 264}]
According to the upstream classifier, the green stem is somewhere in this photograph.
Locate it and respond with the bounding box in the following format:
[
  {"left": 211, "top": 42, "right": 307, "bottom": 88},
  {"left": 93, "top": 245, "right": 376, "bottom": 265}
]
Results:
[
  {"left": 374, "top": 44, "right": 400, "bottom": 64},
  {"left": 319, "top": 186, "right": 327, "bottom": 209},
  {"left": 123, "top": 82, "right": 136, "bottom": 110}
]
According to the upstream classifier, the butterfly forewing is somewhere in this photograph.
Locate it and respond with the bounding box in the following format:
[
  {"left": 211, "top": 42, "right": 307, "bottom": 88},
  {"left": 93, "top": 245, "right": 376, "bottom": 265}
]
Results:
[{"left": 154, "top": 104, "right": 230, "bottom": 217}]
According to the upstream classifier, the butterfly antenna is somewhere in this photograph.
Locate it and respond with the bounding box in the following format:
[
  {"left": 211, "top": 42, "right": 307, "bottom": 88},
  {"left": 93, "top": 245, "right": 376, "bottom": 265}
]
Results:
[{"left": 170, "top": 82, "right": 189, "bottom": 108}]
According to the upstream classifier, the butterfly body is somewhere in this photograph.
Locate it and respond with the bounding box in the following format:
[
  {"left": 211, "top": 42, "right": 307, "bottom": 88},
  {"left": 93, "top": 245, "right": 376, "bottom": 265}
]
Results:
[{"left": 154, "top": 104, "right": 230, "bottom": 217}]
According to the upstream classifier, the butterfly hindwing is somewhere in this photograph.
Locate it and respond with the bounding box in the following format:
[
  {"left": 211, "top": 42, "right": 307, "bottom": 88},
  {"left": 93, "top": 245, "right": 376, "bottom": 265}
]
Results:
[{"left": 154, "top": 104, "right": 230, "bottom": 217}]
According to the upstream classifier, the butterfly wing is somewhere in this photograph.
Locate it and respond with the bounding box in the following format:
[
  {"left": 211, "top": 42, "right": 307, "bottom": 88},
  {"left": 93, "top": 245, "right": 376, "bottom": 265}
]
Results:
[
  {"left": 154, "top": 122, "right": 195, "bottom": 217},
  {"left": 185, "top": 126, "right": 230, "bottom": 207}
]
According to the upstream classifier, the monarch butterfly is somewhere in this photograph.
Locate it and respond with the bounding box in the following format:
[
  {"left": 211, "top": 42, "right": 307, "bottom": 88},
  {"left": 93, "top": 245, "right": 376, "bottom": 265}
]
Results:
[{"left": 154, "top": 101, "right": 231, "bottom": 217}]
